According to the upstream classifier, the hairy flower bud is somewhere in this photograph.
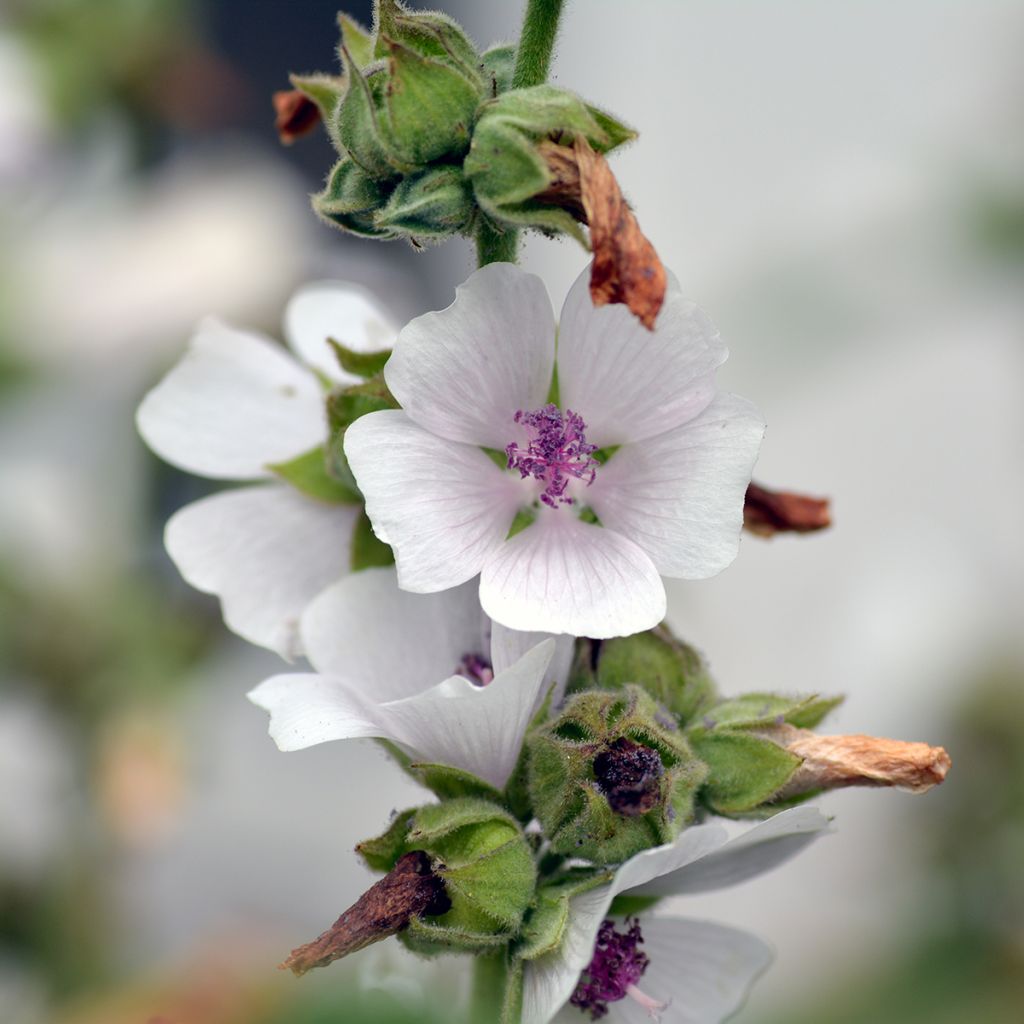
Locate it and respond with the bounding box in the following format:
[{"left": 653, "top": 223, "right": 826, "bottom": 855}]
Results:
[
  {"left": 375, "top": 165, "right": 475, "bottom": 238},
  {"left": 527, "top": 686, "right": 707, "bottom": 864},
  {"left": 357, "top": 798, "right": 537, "bottom": 954}
]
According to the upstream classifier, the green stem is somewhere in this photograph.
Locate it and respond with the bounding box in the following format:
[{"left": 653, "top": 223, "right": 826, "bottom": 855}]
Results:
[
  {"left": 475, "top": 217, "right": 519, "bottom": 267},
  {"left": 470, "top": 950, "right": 512, "bottom": 1023},
  {"left": 512, "top": 0, "right": 567, "bottom": 89}
]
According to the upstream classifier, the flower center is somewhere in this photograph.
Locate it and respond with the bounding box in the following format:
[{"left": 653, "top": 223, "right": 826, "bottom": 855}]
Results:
[
  {"left": 456, "top": 652, "right": 494, "bottom": 687},
  {"left": 505, "top": 404, "right": 598, "bottom": 508},
  {"left": 571, "top": 918, "right": 669, "bottom": 1021}
]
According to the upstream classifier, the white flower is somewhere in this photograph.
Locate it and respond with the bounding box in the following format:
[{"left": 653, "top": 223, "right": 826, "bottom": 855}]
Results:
[
  {"left": 136, "top": 282, "right": 396, "bottom": 659},
  {"left": 247, "top": 567, "right": 574, "bottom": 789},
  {"left": 525, "top": 806, "right": 832, "bottom": 1024},
  {"left": 344, "top": 263, "right": 765, "bottom": 639}
]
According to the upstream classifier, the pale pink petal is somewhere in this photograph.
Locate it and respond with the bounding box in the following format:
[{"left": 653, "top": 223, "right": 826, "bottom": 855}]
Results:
[
  {"left": 344, "top": 410, "right": 524, "bottom": 593},
  {"left": 136, "top": 317, "right": 325, "bottom": 480},
  {"left": 489, "top": 624, "right": 575, "bottom": 708},
  {"left": 384, "top": 263, "right": 555, "bottom": 448},
  {"left": 588, "top": 393, "right": 765, "bottom": 579},
  {"left": 165, "top": 484, "right": 357, "bottom": 658},
  {"left": 283, "top": 280, "right": 397, "bottom": 385},
  {"left": 557, "top": 265, "right": 728, "bottom": 448},
  {"left": 301, "top": 568, "right": 486, "bottom": 702},
  {"left": 479, "top": 515, "right": 665, "bottom": 638}
]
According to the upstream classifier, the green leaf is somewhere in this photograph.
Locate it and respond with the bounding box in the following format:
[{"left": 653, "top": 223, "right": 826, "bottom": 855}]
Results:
[
  {"left": 409, "top": 762, "right": 505, "bottom": 804},
  {"left": 355, "top": 807, "right": 416, "bottom": 871},
  {"left": 267, "top": 445, "right": 361, "bottom": 504},
  {"left": 327, "top": 337, "right": 391, "bottom": 379},
  {"left": 689, "top": 729, "right": 803, "bottom": 815},
  {"left": 351, "top": 508, "right": 394, "bottom": 571}
]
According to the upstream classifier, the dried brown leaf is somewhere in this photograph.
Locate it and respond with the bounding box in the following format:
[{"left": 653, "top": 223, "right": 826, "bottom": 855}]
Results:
[
  {"left": 744, "top": 481, "right": 832, "bottom": 537},
  {"left": 273, "top": 89, "right": 321, "bottom": 146}
]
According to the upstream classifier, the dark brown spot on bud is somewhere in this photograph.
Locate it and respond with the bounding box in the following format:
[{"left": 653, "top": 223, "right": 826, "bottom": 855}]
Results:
[{"left": 593, "top": 737, "right": 663, "bottom": 816}]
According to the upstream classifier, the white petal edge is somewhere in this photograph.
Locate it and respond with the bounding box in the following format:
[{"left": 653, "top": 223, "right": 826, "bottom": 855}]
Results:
[
  {"left": 522, "top": 807, "right": 831, "bottom": 1024},
  {"left": 479, "top": 515, "right": 666, "bottom": 638},
  {"left": 283, "top": 280, "right": 397, "bottom": 385},
  {"left": 301, "top": 567, "right": 486, "bottom": 703},
  {"left": 557, "top": 265, "right": 729, "bottom": 448},
  {"left": 384, "top": 263, "right": 555, "bottom": 448},
  {"left": 490, "top": 623, "right": 575, "bottom": 708},
  {"left": 137, "top": 317, "right": 325, "bottom": 479},
  {"left": 345, "top": 410, "right": 524, "bottom": 593},
  {"left": 248, "top": 638, "right": 555, "bottom": 789},
  {"left": 594, "top": 917, "right": 773, "bottom": 1024},
  {"left": 165, "top": 485, "right": 357, "bottom": 658},
  {"left": 589, "top": 393, "right": 766, "bottom": 579}
]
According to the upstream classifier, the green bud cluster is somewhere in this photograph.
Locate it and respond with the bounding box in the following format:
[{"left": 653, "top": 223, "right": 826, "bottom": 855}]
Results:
[
  {"left": 527, "top": 686, "right": 708, "bottom": 864},
  {"left": 292, "top": 1, "right": 634, "bottom": 245}
]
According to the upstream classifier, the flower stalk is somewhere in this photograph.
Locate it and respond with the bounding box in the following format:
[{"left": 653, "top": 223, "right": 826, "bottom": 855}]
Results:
[{"left": 511, "top": 0, "right": 566, "bottom": 90}]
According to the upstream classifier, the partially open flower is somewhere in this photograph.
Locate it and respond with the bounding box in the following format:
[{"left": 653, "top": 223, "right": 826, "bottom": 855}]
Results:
[
  {"left": 248, "top": 567, "right": 573, "bottom": 789},
  {"left": 345, "top": 262, "right": 765, "bottom": 638},
  {"left": 136, "top": 282, "right": 396, "bottom": 658},
  {"left": 520, "top": 806, "right": 832, "bottom": 1024}
]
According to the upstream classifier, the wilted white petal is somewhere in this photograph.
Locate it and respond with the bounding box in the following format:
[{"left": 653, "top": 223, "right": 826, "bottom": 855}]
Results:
[
  {"left": 604, "top": 917, "right": 772, "bottom": 1024},
  {"left": 136, "top": 317, "right": 325, "bottom": 479},
  {"left": 557, "top": 266, "right": 728, "bottom": 448},
  {"left": 301, "top": 568, "right": 486, "bottom": 702},
  {"left": 633, "top": 805, "right": 833, "bottom": 897},
  {"left": 480, "top": 515, "right": 665, "bottom": 638},
  {"left": 283, "top": 280, "right": 397, "bottom": 384},
  {"left": 490, "top": 624, "right": 575, "bottom": 707},
  {"left": 385, "top": 264, "right": 555, "bottom": 448},
  {"left": 165, "top": 485, "right": 357, "bottom": 658},
  {"left": 345, "top": 410, "right": 524, "bottom": 593},
  {"left": 589, "top": 393, "right": 766, "bottom": 579},
  {"left": 248, "top": 639, "right": 556, "bottom": 788}
]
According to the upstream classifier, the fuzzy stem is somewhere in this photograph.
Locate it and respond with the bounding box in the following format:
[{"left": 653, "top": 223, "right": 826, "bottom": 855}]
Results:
[
  {"left": 512, "top": 0, "right": 567, "bottom": 89},
  {"left": 475, "top": 217, "right": 518, "bottom": 267},
  {"left": 471, "top": 950, "right": 511, "bottom": 1024}
]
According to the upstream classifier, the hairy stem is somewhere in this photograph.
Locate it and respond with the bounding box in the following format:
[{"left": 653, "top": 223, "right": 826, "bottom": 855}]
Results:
[
  {"left": 512, "top": 0, "right": 567, "bottom": 89},
  {"left": 475, "top": 217, "right": 518, "bottom": 267}
]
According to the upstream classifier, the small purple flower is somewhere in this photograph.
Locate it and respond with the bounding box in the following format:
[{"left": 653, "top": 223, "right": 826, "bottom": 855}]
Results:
[
  {"left": 570, "top": 918, "right": 668, "bottom": 1021},
  {"left": 506, "top": 404, "right": 599, "bottom": 507}
]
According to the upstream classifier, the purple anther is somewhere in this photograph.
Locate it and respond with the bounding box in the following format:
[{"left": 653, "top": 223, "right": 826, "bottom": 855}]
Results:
[{"left": 506, "top": 404, "right": 598, "bottom": 508}]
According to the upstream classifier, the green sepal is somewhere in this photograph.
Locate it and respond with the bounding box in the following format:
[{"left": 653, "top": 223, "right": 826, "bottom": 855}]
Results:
[
  {"left": 350, "top": 508, "right": 394, "bottom": 571},
  {"left": 376, "top": 165, "right": 475, "bottom": 238},
  {"left": 378, "top": 38, "right": 480, "bottom": 167},
  {"left": 354, "top": 807, "right": 416, "bottom": 871},
  {"left": 506, "top": 507, "right": 536, "bottom": 540},
  {"left": 481, "top": 43, "right": 516, "bottom": 96},
  {"left": 585, "top": 104, "right": 637, "bottom": 151},
  {"left": 688, "top": 728, "right": 803, "bottom": 815},
  {"left": 400, "top": 915, "right": 510, "bottom": 955},
  {"left": 289, "top": 72, "right": 346, "bottom": 123},
  {"left": 267, "top": 445, "right": 362, "bottom": 504},
  {"left": 515, "top": 890, "right": 568, "bottom": 961},
  {"left": 338, "top": 13, "right": 375, "bottom": 71},
  {"left": 375, "top": 0, "right": 483, "bottom": 85},
  {"left": 409, "top": 796, "right": 514, "bottom": 844},
  {"left": 571, "top": 628, "right": 718, "bottom": 725},
  {"left": 504, "top": 683, "right": 557, "bottom": 822},
  {"left": 703, "top": 693, "right": 844, "bottom": 731},
  {"left": 313, "top": 156, "right": 395, "bottom": 238},
  {"left": 409, "top": 762, "right": 505, "bottom": 804},
  {"left": 336, "top": 57, "right": 409, "bottom": 177},
  {"left": 327, "top": 337, "right": 391, "bottom": 379},
  {"left": 608, "top": 893, "right": 660, "bottom": 917},
  {"left": 327, "top": 371, "right": 399, "bottom": 430}
]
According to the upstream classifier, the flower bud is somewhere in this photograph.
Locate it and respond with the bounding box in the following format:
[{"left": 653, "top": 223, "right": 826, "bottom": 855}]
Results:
[
  {"left": 570, "top": 627, "right": 717, "bottom": 725},
  {"left": 358, "top": 798, "right": 537, "bottom": 954},
  {"left": 527, "top": 686, "right": 707, "bottom": 864},
  {"left": 374, "top": 0, "right": 483, "bottom": 86},
  {"left": 375, "top": 165, "right": 475, "bottom": 239},
  {"left": 464, "top": 85, "right": 635, "bottom": 236},
  {"left": 313, "top": 156, "right": 396, "bottom": 238}
]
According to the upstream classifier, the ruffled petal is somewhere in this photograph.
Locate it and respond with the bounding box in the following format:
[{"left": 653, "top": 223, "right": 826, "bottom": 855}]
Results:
[
  {"left": 301, "top": 568, "right": 486, "bottom": 702},
  {"left": 479, "top": 515, "right": 665, "bottom": 638},
  {"left": 345, "top": 410, "right": 523, "bottom": 593},
  {"left": 283, "top": 280, "right": 397, "bottom": 384},
  {"left": 248, "top": 638, "right": 556, "bottom": 789},
  {"left": 490, "top": 623, "right": 575, "bottom": 707},
  {"left": 136, "top": 317, "right": 325, "bottom": 479},
  {"left": 604, "top": 917, "right": 772, "bottom": 1024},
  {"left": 165, "top": 485, "right": 357, "bottom": 658},
  {"left": 557, "top": 265, "right": 729, "bottom": 448},
  {"left": 588, "top": 393, "right": 765, "bottom": 579},
  {"left": 384, "top": 263, "right": 555, "bottom": 448}
]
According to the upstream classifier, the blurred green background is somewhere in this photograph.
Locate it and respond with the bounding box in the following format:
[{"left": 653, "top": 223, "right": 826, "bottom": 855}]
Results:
[{"left": 1, "top": 2, "right": 1021, "bottom": 1023}]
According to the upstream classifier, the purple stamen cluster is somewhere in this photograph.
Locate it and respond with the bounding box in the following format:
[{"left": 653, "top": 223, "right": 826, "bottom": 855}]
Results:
[
  {"left": 506, "top": 404, "right": 598, "bottom": 508},
  {"left": 570, "top": 918, "right": 650, "bottom": 1020},
  {"left": 456, "top": 652, "right": 494, "bottom": 687}
]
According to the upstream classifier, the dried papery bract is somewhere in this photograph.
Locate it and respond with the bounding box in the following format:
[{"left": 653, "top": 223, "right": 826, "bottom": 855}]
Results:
[
  {"left": 273, "top": 89, "right": 322, "bottom": 145},
  {"left": 744, "top": 481, "right": 832, "bottom": 537}
]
